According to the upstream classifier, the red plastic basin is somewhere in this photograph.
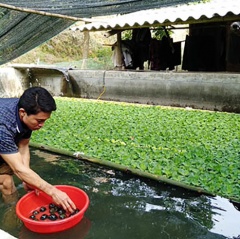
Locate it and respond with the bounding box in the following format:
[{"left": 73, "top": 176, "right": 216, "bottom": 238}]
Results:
[{"left": 16, "top": 185, "right": 89, "bottom": 234}]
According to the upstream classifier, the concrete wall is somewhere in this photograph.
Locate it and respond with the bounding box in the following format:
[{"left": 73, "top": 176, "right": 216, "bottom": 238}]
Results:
[
  {"left": 10, "top": 65, "right": 73, "bottom": 97},
  {"left": 0, "top": 67, "right": 27, "bottom": 97},
  {"left": 69, "top": 70, "right": 240, "bottom": 112},
  {"left": 1, "top": 66, "right": 240, "bottom": 112}
]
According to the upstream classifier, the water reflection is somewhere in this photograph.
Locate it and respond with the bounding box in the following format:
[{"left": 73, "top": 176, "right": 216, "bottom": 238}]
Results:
[
  {"left": 0, "top": 148, "right": 239, "bottom": 239},
  {"left": 210, "top": 196, "right": 240, "bottom": 238},
  {"left": 19, "top": 217, "right": 91, "bottom": 239}
]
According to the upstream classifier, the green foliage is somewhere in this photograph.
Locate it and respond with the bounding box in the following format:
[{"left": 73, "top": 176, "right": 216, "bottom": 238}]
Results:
[
  {"left": 35, "top": 31, "right": 83, "bottom": 63},
  {"left": 11, "top": 30, "right": 114, "bottom": 68},
  {"left": 122, "top": 28, "right": 173, "bottom": 41},
  {"left": 152, "top": 28, "right": 173, "bottom": 40},
  {"left": 122, "top": 30, "right": 132, "bottom": 40},
  {"left": 85, "top": 46, "right": 113, "bottom": 69},
  {"left": 31, "top": 98, "right": 240, "bottom": 201}
]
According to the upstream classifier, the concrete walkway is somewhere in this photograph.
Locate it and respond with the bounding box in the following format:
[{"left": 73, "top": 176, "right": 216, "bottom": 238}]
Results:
[{"left": 0, "top": 229, "right": 17, "bottom": 239}]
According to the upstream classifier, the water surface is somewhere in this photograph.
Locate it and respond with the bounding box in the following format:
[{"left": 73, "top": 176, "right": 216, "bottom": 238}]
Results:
[{"left": 0, "top": 148, "right": 239, "bottom": 239}]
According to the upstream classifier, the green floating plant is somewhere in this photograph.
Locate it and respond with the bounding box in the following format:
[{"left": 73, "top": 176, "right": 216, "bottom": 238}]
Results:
[{"left": 31, "top": 97, "right": 240, "bottom": 201}]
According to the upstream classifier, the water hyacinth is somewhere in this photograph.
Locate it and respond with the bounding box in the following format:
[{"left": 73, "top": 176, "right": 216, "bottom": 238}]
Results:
[{"left": 31, "top": 97, "right": 240, "bottom": 201}]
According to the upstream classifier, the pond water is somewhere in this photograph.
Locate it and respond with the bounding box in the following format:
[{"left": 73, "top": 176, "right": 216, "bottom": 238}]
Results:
[{"left": 0, "top": 148, "right": 240, "bottom": 239}]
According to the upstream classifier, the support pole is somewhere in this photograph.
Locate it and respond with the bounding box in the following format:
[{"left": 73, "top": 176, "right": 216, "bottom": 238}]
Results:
[{"left": 115, "top": 32, "right": 123, "bottom": 70}]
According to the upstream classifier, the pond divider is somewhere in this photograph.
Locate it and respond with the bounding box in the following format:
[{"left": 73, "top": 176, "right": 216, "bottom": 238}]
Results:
[{"left": 30, "top": 142, "right": 214, "bottom": 197}]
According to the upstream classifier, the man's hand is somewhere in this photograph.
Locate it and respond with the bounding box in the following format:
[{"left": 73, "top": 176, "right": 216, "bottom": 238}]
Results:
[
  {"left": 24, "top": 183, "right": 76, "bottom": 213},
  {"left": 50, "top": 187, "right": 76, "bottom": 213}
]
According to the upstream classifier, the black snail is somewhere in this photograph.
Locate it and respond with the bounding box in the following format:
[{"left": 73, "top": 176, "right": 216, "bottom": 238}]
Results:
[{"left": 29, "top": 203, "right": 80, "bottom": 221}]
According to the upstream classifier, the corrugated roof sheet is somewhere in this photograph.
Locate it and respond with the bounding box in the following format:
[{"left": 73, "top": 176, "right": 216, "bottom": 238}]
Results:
[{"left": 75, "top": 0, "right": 240, "bottom": 32}]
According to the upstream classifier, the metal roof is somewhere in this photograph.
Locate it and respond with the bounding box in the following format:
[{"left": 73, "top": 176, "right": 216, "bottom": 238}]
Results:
[{"left": 75, "top": 0, "right": 240, "bottom": 32}]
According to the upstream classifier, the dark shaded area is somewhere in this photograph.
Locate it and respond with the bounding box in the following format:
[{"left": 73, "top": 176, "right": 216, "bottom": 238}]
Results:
[
  {"left": 182, "top": 23, "right": 226, "bottom": 71},
  {"left": 149, "top": 37, "right": 181, "bottom": 70}
]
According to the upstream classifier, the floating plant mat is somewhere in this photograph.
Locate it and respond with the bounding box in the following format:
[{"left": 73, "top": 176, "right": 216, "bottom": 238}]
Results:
[
  {"left": 1, "top": 149, "right": 240, "bottom": 239},
  {"left": 31, "top": 97, "right": 240, "bottom": 201}
]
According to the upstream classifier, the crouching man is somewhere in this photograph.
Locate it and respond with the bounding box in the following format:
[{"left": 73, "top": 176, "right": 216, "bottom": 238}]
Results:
[{"left": 0, "top": 87, "right": 76, "bottom": 212}]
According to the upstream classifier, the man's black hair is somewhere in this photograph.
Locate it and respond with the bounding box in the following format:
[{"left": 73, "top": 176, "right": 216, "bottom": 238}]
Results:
[{"left": 18, "top": 87, "right": 57, "bottom": 115}]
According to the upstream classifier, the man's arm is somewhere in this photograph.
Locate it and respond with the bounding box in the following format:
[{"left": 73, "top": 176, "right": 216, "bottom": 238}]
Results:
[
  {"left": 0, "top": 151, "right": 76, "bottom": 212},
  {"left": 18, "top": 138, "right": 30, "bottom": 167},
  {"left": 18, "top": 138, "right": 31, "bottom": 191}
]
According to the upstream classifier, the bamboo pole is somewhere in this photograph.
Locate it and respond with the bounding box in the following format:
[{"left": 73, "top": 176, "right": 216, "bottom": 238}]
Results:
[
  {"left": 30, "top": 142, "right": 215, "bottom": 196},
  {"left": 0, "top": 3, "right": 91, "bottom": 22}
]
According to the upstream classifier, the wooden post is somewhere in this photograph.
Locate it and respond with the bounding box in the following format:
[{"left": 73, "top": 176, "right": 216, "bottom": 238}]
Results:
[
  {"left": 81, "top": 31, "right": 90, "bottom": 69},
  {"left": 115, "top": 32, "right": 123, "bottom": 70}
]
